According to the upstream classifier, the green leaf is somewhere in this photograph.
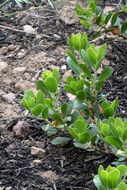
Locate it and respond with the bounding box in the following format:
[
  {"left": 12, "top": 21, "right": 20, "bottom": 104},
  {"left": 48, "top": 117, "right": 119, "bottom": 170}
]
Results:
[
  {"left": 117, "top": 182, "right": 127, "bottom": 190},
  {"left": 32, "top": 104, "right": 43, "bottom": 116},
  {"left": 87, "top": 48, "right": 97, "bottom": 64},
  {"left": 22, "top": 98, "right": 30, "bottom": 110},
  {"left": 71, "top": 111, "right": 80, "bottom": 124},
  {"left": 66, "top": 50, "right": 79, "bottom": 65},
  {"left": 105, "top": 136, "right": 122, "bottom": 148},
  {"left": 53, "top": 69, "right": 59, "bottom": 83},
  {"left": 101, "top": 101, "right": 110, "bottom": 110},
  {"left": 103, "top": 106, "right": 114, "bottom": 118},
  {"left": 77, "top": 90, "right": 87, "bottom": 101},
  {"left": 70, "top": 81, "right": 78, "bottom": 92},
  {"left": 99, "top": 67, "right": 113, "bottom": 81},
  {"left": 93, "top": 175, "right": 105, "bottom": 190},
  {"left": 67, "top": 57, "right": 81, "bottom": 74},
  {"left": 107, "top": 169, "right": 120, "bottom": 189},
  {"left": 105, "top": 13, "right": 112, "bottom": 25},
  {"left": 42, "top": 107, "right": 49, "bottom": 119},
  {"left": 121, "top": 22, "right": 127, "bottom": 33},
  {"left": 111, "top": 12, "right": 119, "bottom": 26},
  {"left": 66, "top": 101, "right": 74, "bottom": 116},
  {"left": 51, "top": 137, "right": 71, "bottom": 145},
  {"left": 80, "top": 37, "right": 88, "bottom": 50},
  {"left": 95, "top": 81, "right": 104, "bottom": 91},
  {"left": 51, "top": 113, "right": 63, "bottom": 124},
  {"left": 61, "top": 103, "right": 67, "bottom": 117},
  {"left": 36, "top": 80, "right": 51, "bottom": 97},
  {"left": 68, "top": 127, "right": 78, "bottom": 139},
  {"left": 74, "top": 119, "right": 87, "bottom": 133},
  {"left": 45, "top": 98, "right": 53, "bottom": 108},
  {"left": 77, "top": 79, "right": 84, "bottom": 91},
  {"left": 78, "top": 132, "right": 91, "bottom": 144},
  {"left": 122, "top": 127, "right": 127, "bottom": 140},
  {"left": 100, "top": 170, "right": 108, "bottom": 187},
  {"left": 66, "top": 76, "right": 75, "bottom": 85},
  {"left": 36, "top": 90, "right": 44, "bottom": 105},
  {"left": 72, "top": 35, "right": 80, "bottom": 51},
  {"left": 46, "top": 77, "right": 58, "bottom": 93},
  {"left": 79, "top": 64, "right": 91, "bottom": 78},
  {"left": 81, "top": 49, "right": 91, "bottom": 67},
  {"left": 28, "top": 97, "right": 35, "bottom": 108},
  {"left": 64, "top": 84, "right": 76, "bottom": 95},
  {"left": 117, "top": 165, "right": 127, "bottom": 178}
]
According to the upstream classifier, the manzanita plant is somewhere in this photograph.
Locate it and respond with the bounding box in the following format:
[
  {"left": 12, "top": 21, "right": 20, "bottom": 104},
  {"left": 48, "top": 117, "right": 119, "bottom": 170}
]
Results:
[
  {"left": 93, "top": 164, "right": 127, "bottom": 190},
  {"left": 76, "top": 0, "right": 127, "bottom": 42}
]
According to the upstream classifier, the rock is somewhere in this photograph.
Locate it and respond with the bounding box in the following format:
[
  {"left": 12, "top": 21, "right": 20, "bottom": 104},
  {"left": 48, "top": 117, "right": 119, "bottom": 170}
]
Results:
[
  {"left": 38, "top": 170, "right": 58, "bottom": 182},
  {"left": 59, "top": 5, "right": 78, "bottom": 25},
  {"left": 31, "top": 146, "right": 45, "bottom": 158},
  {"left": 61, "top": 65, "right": 66, "bottom": 70},
  {"left": 15, "top": 80, "right": 37, "bottom": 94},
  {"left": 103, "top": 59, "right": 110, "bottom": 66},
  {"left": 35, "top": 141, "right": 45, "bottom": 149},
  {"left": 48, "top": 65, "right": 59, "bottom": 71},
  {"left": 2, "top": 93, "right": 15, "bottom": 103},
  {"left": 17, "top": 50, "right": 26, "bottom": 59},
  {"left": 5, "top": 187, "right": 12, "bottom": 190},
  {"left": 13, "top": 67, "right": 26, "bottom": 74},
  {"left": 32, "top": 159, "right": 42, "bottom": 165},
  {"left": 8, "top": 44, "right": 16, "bottom": 51},
  {"left": 0, "top": 46, "right": 8, "bottom": 55},
  {"left": 53, "top": 34, "right": 61, "bottom": 39},
  {"left": 35, "top": 34, "right": 42, "bottom": 40},
  {"left": 0, "top": 61, "right": 8, "bottom": 72},
  {"left": 23, "top": 25, "right": 36, "bottom": 34},
  {"left": 13, "top": 121, "right": 30, "bottom": 138}
]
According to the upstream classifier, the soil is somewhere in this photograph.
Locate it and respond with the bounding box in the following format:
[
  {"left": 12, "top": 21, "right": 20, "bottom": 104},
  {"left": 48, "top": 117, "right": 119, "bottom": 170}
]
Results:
[{"left": 0, "top": 0, "right": 127, "bottom": 189}]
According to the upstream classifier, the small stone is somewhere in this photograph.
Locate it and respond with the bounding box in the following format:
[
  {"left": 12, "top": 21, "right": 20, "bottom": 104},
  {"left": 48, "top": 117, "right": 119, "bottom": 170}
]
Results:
[
  {"left": 39, "top": 170, "right": 58, "bottom": 182},
  {"left": 0, "top": 61, "right": 8, "bottom": 72},
  {"left": 15, "top": 80, "right": 37, "bottom": 94},
  {"left": 2, "top": 93, "right": 15, "bottom": 103},
  {"left": 31, "top": 146, "right": 45, "bottom": 158},
  {"left": 35, "top": 141, "right": 45, "bottom": 149},
  {"left": 23, "top": 25, "right": 36, "bottom": 34},
  {"left": 48, "top": 65, "right": 59, "bottom": 71},
  {"left": 60, "top": 57, "right": 65, "bottom": 62},
  {"left": 103, "top": 59, "right": 110, "bottom": 66},
  {"left": 17, "top": 51, "right": 26, "bottom": 59},
  {"left": 32, "top": 159, "right": 42, "bottom": 165},
  {"left": 0, "top": 46, "right": 9, "bottom": 55},
  {"left": 5, "top": 187, "right": 12, "bottom": 190},
  {"left": 13, "top": 67, "right": 26, "bottom": 74},
  {"left": 13, "top": 121, "right": 30, "bottom": 138},
  {"left": 53, "top": 34, "right": 60, "bottom": 39},
  {"left": 35, "top": 34, "right": 42, "bottom": 40},
  {"left": 61, "top": 65, "right": 66, "bottom": 70},
  {"left": 8, "top": 44, "right": 16, "bottom": 51}
]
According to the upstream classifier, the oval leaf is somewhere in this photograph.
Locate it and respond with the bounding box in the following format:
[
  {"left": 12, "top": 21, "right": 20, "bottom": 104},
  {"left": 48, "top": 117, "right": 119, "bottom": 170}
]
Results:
[
  {"left": 32, "top": 104, "right": 43, "bottom": 116},
  {"left": 105, "top": 136, "right": 122, "bottom": 148},
  {"left": 46, "top": 77, "right": 58, "bottom": 93},
  {"left": 99, "top": 67, "right": 113, "bottom": 82}
]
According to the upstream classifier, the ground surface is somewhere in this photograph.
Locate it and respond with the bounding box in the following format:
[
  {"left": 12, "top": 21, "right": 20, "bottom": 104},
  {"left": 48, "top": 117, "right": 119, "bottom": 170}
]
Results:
[{"left": 0, "top": 0, "right": 127, "bottom": 189}]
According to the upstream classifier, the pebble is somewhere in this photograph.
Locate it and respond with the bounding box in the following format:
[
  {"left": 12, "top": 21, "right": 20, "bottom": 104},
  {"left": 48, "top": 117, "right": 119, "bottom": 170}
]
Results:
[
  {"left": 8, "top": 44, "right": 16, "bottom": 51},
  {"left": 13, "top": 121, "right": 30, "bottom": 138},
  {"left": 23, "top": 25, "right": 36, "bottom": 34},
  {"left": 61, "top": 65, "right": 66, "bottom": 70},
  {"left": 17, "top": 51, "right": 26, "bottom": 59},
  {"left": 32, "top": 159, "right": 42, "bottom": 165},
  {"left": 5, "top": 187, "right": 12, "bottom": 190},
  {"left": 0, "top": 46, "right": 8, "bottom": 55},
  {"left": 31, "top": 146, "right": 46, "bottom": 158},
  {"left": 13, "top": 67, "right": 26, "bottom": 74},
  {"left": 35, "top": 141, "right": 45, "bottom": 149},
  {"left": 2, "top": 93, "right": 15, "bottom": 103},
  {"left": 0, "top": 61, "right": 8, "bottom": 72},
  {"left": 15, "top": 80, "right": 37, "bottom": 94}
]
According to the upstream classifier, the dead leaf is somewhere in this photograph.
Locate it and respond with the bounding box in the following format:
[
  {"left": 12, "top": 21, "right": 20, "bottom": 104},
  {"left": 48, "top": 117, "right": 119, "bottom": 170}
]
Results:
[
  {"left": 103, "top": 6, "right": 115, "bottom": 13},
  {"left": 112, "top": 26, "right": 120, "bottom": 35},
  {"left": 63, "top": 70, "right": 72, "bottom": 82}
]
